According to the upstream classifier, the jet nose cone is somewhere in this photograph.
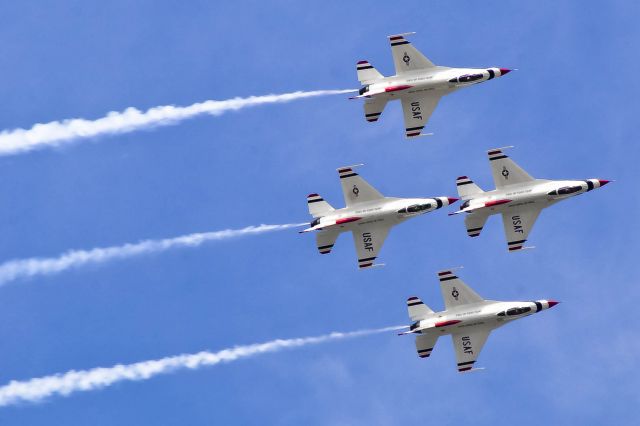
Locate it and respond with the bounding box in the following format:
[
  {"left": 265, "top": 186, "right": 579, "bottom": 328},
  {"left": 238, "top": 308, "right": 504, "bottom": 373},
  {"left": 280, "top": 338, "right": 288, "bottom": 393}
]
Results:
[
  {"left": 547, "top": 300, "right": 560, "bottom": 308},
  {"left": 447, "top": 197, "right": 460, "bottom": 205},
  {"left": 499, "top": 68, "right": 512, "bottom": 76},
  {"left": 598, "top": 179, "right": 611, "bottom": 187}
]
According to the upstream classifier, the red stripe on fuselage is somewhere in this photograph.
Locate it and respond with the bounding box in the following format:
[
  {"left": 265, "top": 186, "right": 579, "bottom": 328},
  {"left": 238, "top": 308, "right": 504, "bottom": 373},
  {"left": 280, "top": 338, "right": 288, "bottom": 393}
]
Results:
[
  {"left": 385, "top": 85, "right": 412, "bottom": 93},
  {"left": 484, "top": 199, "right": 512, "bottom": 207},
  {"left": 335, "top": 217, "right": 362, "bottom": 225},
  {"left": 435, "top": 320, "right": 461, "bottom": 328}
]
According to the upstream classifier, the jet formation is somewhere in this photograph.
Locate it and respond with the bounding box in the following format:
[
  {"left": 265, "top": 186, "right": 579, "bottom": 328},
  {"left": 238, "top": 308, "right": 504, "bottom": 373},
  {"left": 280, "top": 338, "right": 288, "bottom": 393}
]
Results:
[
  {"left": 301, "top": 165, "right": 457, "bottom": 269},
  {"left": 450, "top": 147, "right": 610, "bottom": 251},
  {"left": 399, "top": 269, "right": 558, "bottom": 372},
  {"left": 352, "top": 32, "right": 511, "bottom": 138},
  {"left": 297, "top": 31, "right": 611, "bottom": 372}
]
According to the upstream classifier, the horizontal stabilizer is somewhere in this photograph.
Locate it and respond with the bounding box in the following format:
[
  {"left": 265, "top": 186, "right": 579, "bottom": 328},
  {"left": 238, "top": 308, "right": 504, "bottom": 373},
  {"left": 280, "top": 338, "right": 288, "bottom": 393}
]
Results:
[
  {"left": 307, "top": 193, "right": 334, "bottom": 218},
  {"left": 465, "top": 214, "right": 489, "bottom": 238},
  {"left": 406, "top": 296, "right": 434, "bottom": 321},
  {"left": 364, "top": 97, "right": 388, "bottom": 122},
  {"left": 316, "top": 231, "right": 339, "bottom": 255},
  {"left": 415, "top": 334, "right": 439, "bottom": 359},
  {"left": 357, "top": 60, "right": 384, "bottom": 84},
  {"left": 456, "top": 176, "right": 484, "bottom": 199}
]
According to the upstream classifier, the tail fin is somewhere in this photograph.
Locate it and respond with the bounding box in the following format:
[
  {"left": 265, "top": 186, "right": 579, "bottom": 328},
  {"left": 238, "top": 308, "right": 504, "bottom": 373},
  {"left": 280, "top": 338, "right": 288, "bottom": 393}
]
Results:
[
  {"left": 357, "top": 60, "right": 384, "bottom": 84},
  {"left": 407, "top": 296, "right": 434, "bottom": 321},
  {"left": 456, "top": 176, "right": 484, "bottom": 200},
  {"left": 307, "top": 193, "right": 334, "bottom": 218}
]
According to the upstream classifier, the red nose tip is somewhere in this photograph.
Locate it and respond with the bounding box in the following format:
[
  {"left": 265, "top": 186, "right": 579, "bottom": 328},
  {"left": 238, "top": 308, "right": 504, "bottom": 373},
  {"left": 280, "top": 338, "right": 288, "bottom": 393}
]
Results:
[
  {"left": 598, "top": 180, "right": 610, "bottom": 187},
  {"left": 447, "top": 197, "right": 459, "bottom": 205},
  {"left": 547, "top": 300, "right": 559, "bottom": 308},
  {"left": 499, "top": 68, "right": 511, "bottom": 76}
]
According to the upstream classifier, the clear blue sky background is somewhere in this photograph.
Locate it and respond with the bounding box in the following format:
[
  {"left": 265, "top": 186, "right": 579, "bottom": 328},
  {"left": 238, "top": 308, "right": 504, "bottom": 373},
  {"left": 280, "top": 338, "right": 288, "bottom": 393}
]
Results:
[{"left": 0, "top": 1, "right": 637, "bottom": 424}]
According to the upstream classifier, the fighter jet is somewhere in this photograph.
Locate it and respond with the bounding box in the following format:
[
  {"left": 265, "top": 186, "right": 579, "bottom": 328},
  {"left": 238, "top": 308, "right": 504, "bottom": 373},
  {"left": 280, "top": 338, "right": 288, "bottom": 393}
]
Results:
[
  {"left": 450, "top": 147, "right": 610, "bottom": 251},
  {"left": 400, "top": 269, "right": 559, "bottom": 372},
  {"left": 352, "top": 32, "right": 512, "bottom": 138},
  {"left": 301, "top": 165, "right": 457, "bottom": 269}
]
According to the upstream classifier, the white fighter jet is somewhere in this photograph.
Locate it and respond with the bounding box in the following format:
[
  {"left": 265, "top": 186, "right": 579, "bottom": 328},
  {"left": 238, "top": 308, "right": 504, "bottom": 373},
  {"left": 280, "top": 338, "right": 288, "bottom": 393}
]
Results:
[
  {"left": 450, "top": 147, "right": 610, "bottom": 251},
  {"left": 301, "top": 165, "right": 457, "bottom": 269},
  {"left": 352, "top": 32, "right": 512, "bottom": 138},
  {"left": 400, "top": 269, "right": 559, "bottom": 372}
]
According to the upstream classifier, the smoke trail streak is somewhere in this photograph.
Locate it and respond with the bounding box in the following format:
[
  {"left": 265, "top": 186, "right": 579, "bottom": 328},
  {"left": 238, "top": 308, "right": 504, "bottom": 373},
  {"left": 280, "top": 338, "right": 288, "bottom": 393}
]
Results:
[
  {"left": 0, "top": 89, "right": 354, "bottom": 156},
  {"left": 0, "top": 223, "right": 304, "bottom": 287},
  {"left": 0, "top": 325, "right": 402, "bottom": 407}
]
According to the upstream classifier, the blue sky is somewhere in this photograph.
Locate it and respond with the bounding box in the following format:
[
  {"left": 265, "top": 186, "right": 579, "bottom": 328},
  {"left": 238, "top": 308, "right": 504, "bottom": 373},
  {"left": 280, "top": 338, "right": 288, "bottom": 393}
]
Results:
[{"left": 0, "top": 0, "right": 637, "bottom": 424}]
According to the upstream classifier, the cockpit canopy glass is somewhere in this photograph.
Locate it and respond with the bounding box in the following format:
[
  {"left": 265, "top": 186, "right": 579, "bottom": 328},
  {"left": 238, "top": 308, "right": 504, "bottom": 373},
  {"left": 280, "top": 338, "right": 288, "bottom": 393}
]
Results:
[
  {"left": 398, "top": 203, "right": 432, "bottom": 214},
  {"left": 548, "top": 185, "right": 582, "bottom": 196},
  {"left": 498, "top": 307, "right": 532, "bottom": 317},
  {"left": 449, "top": 73, "right": 484, "bottom": 83},
  {"left": 506, "top": 307, "right": 531, "bottom": 316}
]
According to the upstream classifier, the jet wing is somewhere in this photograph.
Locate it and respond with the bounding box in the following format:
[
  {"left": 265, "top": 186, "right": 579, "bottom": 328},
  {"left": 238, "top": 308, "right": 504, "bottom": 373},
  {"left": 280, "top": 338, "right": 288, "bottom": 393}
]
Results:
[
  {"left": 452, "top": 329, "right": 491, "bottom": 372},
  {"left": 338, "top": 166, "right": 384, "bottom": 207},
  {"left": 415, "top": 334, "right": 439, "bottom": 359},
  {"left": 501, "top": 207, "right": 542, "bottom": 251},
  {"left": 351, "top": 225, "right": 390, "bottom": 269},
  {"left": 438, "top": 270, "right": 484, "bottom": 309},
  {"left": 488, "top": 148, "right": 534, "bottom": 189},
  {"left": 315, "top": 231, "right": 339, "bottom": 255},
  {"left": 363, "top": 98, "right": 388, "bottom": 122},
  {"left": 388, "top": 34, "right": 435, "bottom": 75},
  {"left": 401, "top": 94, "right": 441, "bottom": 138}
]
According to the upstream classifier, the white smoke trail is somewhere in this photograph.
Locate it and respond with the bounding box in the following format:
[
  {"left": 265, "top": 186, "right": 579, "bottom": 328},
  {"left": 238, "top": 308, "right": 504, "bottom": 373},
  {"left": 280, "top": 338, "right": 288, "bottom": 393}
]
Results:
[
  {"left": 0, "top": 89, "right": 354, "bottom": 156},
  {"left": 0, "top": 223, "right": 304, "bottom": 286},
  {"left": 0, "top": 325, "right": 402, "bottom": 407}
]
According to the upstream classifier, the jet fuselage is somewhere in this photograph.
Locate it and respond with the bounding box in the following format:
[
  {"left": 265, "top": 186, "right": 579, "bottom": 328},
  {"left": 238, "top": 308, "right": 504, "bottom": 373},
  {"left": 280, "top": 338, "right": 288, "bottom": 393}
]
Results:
[
  {"left": 459, "top": 178, "right": 608, "bottom": 217},
  {"left": 408, "top": 299, "right": 558, "bottom": 337},
  {"left": 309, "top": 196, "right": 455, "bottom": 233},
  {"left": 357, "top": 67, "right": 510, "bottom": 100}
]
